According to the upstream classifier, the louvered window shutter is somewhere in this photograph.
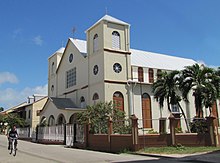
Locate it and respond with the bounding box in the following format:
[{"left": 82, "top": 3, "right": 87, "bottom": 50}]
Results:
[{"left": 112, "top": 31, "right": 120, "bottom": 49}]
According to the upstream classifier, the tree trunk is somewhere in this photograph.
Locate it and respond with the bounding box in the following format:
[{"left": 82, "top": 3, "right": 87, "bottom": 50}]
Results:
[
  {"left": 167, "top": 98, "right": 171, "bottom": 112},
  {"left": 177, "top": 102, "right": 190, "bottom": 132}
]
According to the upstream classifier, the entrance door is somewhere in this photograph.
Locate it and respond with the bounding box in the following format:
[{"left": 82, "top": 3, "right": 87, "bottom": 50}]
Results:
[
  {"left": 113, "top": 92, "right": 124, "bottom": 111},
  {"left": 142, "top": 93, "right": 152, "bottom": 128}
]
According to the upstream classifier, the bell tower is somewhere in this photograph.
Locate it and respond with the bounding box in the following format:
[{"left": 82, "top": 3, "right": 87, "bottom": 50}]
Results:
[{"left": 86, "top": 15, "right": 131, "bottom": 113}]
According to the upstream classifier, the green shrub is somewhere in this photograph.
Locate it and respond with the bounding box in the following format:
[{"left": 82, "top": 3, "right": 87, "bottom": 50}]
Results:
[{"left": 190, "top": 118, "right": 208, "bottom": 133}]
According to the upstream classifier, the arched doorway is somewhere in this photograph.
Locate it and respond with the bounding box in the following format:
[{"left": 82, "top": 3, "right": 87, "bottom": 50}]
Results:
[
  {"left": 57, "top": 114, "right": 66, "bottom": 125},
  {"left": 69, "top": 113, "right": 78, "bottom": 143},
  {"left": 113, "top": 91, "right": 124, "bottom": 111},
  {"left": 142, "top": 93, "right": 152, "bottom": 128}
]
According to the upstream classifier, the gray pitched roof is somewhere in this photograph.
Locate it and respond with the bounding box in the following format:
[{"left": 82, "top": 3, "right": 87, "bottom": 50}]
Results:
[{"left": 50, "top": 97, "right": 79, "bottom": 110}]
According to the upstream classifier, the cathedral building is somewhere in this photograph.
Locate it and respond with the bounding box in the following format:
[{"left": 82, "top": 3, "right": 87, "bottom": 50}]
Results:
[{"left": 40, "top": 15, "right": 214, "bottom": 132}]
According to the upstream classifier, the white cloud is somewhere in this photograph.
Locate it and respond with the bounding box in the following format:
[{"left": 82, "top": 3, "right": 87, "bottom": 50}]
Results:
[
  {"left": 0, "top": 84, "right": 48, "bottom": 109},
  {"left": 0, "top": 72, "right": 19, "bottom": 85},
  {"left": 33, "top": 35, "right": 43, "bottom": 46}
]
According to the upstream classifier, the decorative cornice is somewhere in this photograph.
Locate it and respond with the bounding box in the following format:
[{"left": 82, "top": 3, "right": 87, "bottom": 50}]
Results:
[
  {"left": 63, "top": 85, "right": 88, "bottom": 95},
  {"left": 104, "top": 80, "right": 127, "bottom": 84},
  {"left": 104, "top": 48, "right": 131, "bottom": 55}
]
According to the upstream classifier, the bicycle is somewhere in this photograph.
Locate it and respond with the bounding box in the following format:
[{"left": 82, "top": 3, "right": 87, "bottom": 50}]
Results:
[{"left": 9, "top": 137, "right": 17, "bottom": 156}]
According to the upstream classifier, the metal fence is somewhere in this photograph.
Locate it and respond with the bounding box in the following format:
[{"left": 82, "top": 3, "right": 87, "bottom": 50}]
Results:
[
  {"left": 37, "top": 125, "right": 64, "bottom": 142},
  {"left": 17, "top": 127, "right": 32, "bottom": 138}
]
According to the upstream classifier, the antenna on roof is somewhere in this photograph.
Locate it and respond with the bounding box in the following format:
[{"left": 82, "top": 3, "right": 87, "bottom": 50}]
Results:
[
  {"left": 71, "top": 26, "right": 76, "bottom": 38},
  {"left": 105, "top": 7, "right": 108, "bottom": 15}
]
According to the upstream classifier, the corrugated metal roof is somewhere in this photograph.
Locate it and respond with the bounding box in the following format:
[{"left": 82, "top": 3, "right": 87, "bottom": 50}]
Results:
[
  {"left": 56, "top": 47, "right": 65, "bottom": 53},
  {"left": 99, "top": 15, "right": 129, "bottom": 26},
  {"left": 48, "top": 47, "right": 65, "bottom": 59},
  {"left": 68, "top": 39, "right": 196, "bottom": 70},
  {"left": 130, "top": 49, "right": 197, "bottom": 70},
  {"left": 69, "top": 38, "right": 87, "bottom": 54},
  {"left": 86, "top": 15, "right": 129, "bottom": 32}
]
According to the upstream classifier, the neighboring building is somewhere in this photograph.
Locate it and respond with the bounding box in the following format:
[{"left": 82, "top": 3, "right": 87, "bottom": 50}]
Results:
[
  {"left": 25, "top": 95, "right": 47, "bottom": 130},
  {"left": 41, "top": 15, "right": 220, "bottom": 132},
  {"left": 3, "top": 95, "right": 47, "bottom": 129},
  {"left": 1, "top": 102, "right": 27, "bottom": 117}
]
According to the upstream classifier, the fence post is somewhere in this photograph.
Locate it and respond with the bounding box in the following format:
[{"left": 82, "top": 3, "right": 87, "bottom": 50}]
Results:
[
  {"left": 64, "top": 123, "right": 67, "bottom": 145},
  {"left": 131, "top": 114, "right": 139, "bottom": 151},
  {"left": 159, "top": 117, "right": 167, "bottom": 134},
  {"left": 169, "top": 114, "right": 176, "bottom": 146},
  {"left": 36, "top": 125, "right": 39, "bottom": 142},
  {"left": 108, "top": 117, "right": 113, "bottom": 152},
  {"left": 84, "top": 122, "right": 90, "bottom": 149},
  {"left": 206, "top": 116, "right": 219, "bottom": 147}
]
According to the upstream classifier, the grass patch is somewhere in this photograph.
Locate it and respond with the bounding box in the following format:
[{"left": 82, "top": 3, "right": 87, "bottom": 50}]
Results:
[{"left": 139, "top": 145, "right": 220, "bottom": 154}]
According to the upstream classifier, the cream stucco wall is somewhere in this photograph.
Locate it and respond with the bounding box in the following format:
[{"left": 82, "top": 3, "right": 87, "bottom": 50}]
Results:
[
  {"left": 57, "top": 40, "right": 88, "bottom": 105},
  {"left": 25, "top": 97, "right": 47, "bottom": 130},
  {"left": 48, "top": 52, "right": 62, "bottom": 97},
  {"left": 104, "top": 22, "right": 129, "bottom": 51},
  {"left": 40, "top": 101, "right": 83, "bottom": 125},
  {"left": 104, "top": 83, "right": 129, "bottom": 115}
]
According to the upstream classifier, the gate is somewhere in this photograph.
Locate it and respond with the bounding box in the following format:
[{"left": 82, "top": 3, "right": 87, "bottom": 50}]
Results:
[{"left": 66, "top": 123, "right": 84, "bottom": 147}]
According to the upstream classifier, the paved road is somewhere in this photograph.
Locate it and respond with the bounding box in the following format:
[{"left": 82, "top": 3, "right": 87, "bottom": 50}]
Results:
[
  {"left": 1, "top": 135, "right": 219, "bottom": 163},
  {"left": 0, "top": 135, "right": 160, "bottom": 163}
]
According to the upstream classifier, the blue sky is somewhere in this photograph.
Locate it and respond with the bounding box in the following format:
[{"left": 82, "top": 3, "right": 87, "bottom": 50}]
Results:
[{"left": 0, "top": 0, "right": 220, "bottom": 109}]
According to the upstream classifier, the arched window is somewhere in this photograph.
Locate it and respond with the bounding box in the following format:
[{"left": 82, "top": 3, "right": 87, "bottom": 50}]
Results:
[
  {"left": 142, "top": 93, "right": 152, "bottom": 128},
  {"left": 93, "top": 34, "right": 98, "bottom": 52},
  {"left": 48, "top": 115, "right": 55, "bottom": 126},
  {"left": 138, "top": 67, "right": 144, "bottom": 82},
  {"left": 80, "top": 96, "right": 86, "bottom": 108},
  {"left": 93, "top": 93, "right": 99, "bottom": 104},
  {"left": 51, "top": 85, "right": 54, "bottom": 96},
  {"left": 149, "top": 68, "right": 154, "bottom": 83},
  {"left": 40, "top": 117, "right": 47, "bottom": 126},
  {"left": 112, "top": 31, "right": 120, "bottom": 49},
  {"left": 51, "top": 62, "right": 55, "bottom": 74},
  {"left": 113, "top": 91, "right": 124, "bottom": 111}
]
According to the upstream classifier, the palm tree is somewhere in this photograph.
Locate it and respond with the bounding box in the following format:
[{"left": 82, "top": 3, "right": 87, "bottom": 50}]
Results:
[
  {"left": 180, "top": 63, "right": 216, "bottom": 118},
  {"left": 152, "top": 70, "right": 190, "bottom": 131},
  {"left": 152, "top": 70, "right": 178, "bottom": 112},
  {"left": 203, "top": 67, "right": 220, "bottom": 115}
]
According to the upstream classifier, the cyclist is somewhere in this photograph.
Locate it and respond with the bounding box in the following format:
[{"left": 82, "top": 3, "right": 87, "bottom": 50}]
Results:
[{"left": 7, "top": 126, "right": 18, "bottom": 150}]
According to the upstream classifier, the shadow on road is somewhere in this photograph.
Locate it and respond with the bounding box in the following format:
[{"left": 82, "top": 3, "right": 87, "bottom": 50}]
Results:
[{"left": 115, "top": 150, "right": 220, "bottom": 163}]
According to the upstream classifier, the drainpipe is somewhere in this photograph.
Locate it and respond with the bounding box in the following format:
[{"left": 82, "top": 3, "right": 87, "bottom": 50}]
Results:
[{"left": 127, "top": 80, "right": 133, "bottom": 116}]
